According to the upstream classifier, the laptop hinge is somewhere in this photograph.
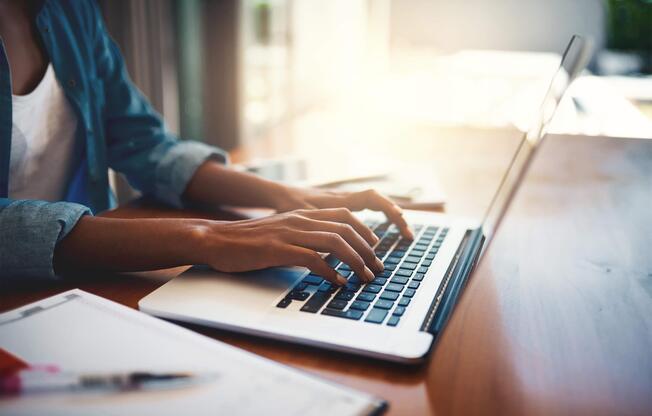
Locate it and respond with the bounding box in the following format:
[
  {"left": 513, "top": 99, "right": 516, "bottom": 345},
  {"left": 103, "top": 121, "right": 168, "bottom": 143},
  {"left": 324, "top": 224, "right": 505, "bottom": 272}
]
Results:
[{"left": 420, "top": 228, "right": 484, "bottom": 336}]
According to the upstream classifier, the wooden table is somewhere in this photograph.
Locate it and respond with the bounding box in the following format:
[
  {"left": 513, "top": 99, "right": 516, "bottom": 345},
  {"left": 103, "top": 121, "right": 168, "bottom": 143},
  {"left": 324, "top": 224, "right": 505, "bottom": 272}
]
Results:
[{"left": 2, "top": 131, "right": 651, "bottom": 415}]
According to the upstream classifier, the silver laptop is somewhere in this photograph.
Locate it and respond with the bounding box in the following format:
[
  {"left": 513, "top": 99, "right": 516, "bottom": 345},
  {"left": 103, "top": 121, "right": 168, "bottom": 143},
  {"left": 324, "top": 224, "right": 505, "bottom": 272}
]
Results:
[{"left": 140, "top": 36, "right": 591, "bottom": 363}]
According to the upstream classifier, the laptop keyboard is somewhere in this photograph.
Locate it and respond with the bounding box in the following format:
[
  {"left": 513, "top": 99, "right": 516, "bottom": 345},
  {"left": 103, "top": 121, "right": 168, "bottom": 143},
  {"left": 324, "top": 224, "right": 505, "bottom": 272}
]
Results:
[{"left": 276, "top": 221, "right": 449, "bottom": 327}]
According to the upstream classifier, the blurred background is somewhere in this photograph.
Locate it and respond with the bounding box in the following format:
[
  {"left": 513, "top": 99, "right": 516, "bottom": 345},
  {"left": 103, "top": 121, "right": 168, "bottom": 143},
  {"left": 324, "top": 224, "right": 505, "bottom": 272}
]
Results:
[{"left": 98, "top": 0, "right": 652, "bottom": 205}]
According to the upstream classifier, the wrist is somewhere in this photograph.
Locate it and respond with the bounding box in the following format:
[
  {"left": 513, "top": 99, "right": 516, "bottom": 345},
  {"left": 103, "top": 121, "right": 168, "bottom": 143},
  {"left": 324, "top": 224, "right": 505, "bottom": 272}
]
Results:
[
  {"left": 177, "top": 219, "right": 217, "bottom": 265},
  {"left": 267, "top": 183, "right": 304, "bottom": 211}
]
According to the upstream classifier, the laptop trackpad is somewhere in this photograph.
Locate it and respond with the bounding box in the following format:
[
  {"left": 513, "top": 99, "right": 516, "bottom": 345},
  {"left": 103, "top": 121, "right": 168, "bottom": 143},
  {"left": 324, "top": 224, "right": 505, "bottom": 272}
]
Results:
[{"left": 140, "top": 266, "right": 304, "bottom": 325}]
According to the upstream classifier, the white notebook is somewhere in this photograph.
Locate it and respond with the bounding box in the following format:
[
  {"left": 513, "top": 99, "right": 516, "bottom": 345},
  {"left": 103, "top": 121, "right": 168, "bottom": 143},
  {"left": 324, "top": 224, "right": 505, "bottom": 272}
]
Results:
[{"left": 0, "top": 290, "right": 386, "bottom": 416}]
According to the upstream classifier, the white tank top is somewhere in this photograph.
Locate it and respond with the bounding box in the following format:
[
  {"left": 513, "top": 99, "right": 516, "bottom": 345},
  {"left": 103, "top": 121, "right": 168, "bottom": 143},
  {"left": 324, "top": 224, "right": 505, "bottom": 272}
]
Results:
[{"left": 8, "top": 64, "right": 78, "bottom": 201}]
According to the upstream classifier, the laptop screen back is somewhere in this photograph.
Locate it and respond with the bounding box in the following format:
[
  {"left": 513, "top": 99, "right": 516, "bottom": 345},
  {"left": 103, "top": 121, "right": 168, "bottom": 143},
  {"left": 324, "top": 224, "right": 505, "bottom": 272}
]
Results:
[{"left": 479, "top": 35, "right": 592, "bottom": 245}]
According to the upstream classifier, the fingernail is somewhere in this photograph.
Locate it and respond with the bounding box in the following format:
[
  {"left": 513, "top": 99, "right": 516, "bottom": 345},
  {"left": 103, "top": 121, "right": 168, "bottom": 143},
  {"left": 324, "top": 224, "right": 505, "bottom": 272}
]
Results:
[
  {"left": 336, "top": 274, "right": 348, "bottom": 286},
  {"left": 363, "top": 267, "right": 375, "bottom": 282},
  {"left": 373, "top": 234, "right": 380, "bottom": 244},
  {"left": 374, "top": 257, "right": 384, "bottom": 272}
]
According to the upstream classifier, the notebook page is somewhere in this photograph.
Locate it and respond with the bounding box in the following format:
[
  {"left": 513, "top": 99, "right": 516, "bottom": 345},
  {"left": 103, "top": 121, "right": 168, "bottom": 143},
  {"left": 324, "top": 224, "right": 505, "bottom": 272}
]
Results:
[{"left": 0, "top": 290, "right": 385, "bottom": 416}]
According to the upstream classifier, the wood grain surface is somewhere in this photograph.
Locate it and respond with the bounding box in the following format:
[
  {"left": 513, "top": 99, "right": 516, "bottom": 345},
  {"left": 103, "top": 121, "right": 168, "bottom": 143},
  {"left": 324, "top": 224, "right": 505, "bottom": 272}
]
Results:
[{"left": 2, "top": 132, "right": 651, "bottom": 415}]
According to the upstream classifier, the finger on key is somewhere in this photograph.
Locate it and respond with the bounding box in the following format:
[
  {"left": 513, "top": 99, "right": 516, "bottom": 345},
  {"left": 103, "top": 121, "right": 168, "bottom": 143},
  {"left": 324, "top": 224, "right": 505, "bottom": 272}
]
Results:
[
  {"left": 290, "top": 218, "right": 383, "bottom": 274},
  {"left": 283, "top": 231, "right": 377, "bottom": 282},
  {"left": 348, "top": 190, "right": 414, "bottom": 240},
  {"left": 284, "top": 246, "right": 348, "bottom": 286}
]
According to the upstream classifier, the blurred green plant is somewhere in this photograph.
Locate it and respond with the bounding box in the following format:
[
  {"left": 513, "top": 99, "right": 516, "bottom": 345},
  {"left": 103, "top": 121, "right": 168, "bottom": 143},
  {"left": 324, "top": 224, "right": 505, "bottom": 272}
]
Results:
[
  {"left": 253, "top": 0, "right": 271, "bottom": 45},
  {"left": 605, "top": 0, "right": 652, "bottom": 72}
]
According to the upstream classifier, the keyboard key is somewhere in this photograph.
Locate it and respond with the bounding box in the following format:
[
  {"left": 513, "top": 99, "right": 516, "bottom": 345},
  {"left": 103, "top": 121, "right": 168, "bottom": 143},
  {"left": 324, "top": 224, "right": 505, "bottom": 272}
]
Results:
[
  {"left": 393, "top": 306, "right": 406, "bottom": 316},
  {"left": 348, "top": 274, "right": 362, "bottom": 285},
  {"left": 414, "top": 243, "right": 429, "bottom": 250},
  {"left": 413, "top": 273, "right": 426, "bottom": 281},
  {"left": 385, "top": 283, "right": 404, "bottom": 292},
  {"left": 326, "top": 255, "right": 341, "bottom": 267},
  {"left": 387, "top": 316, "right": 400, "bottom": 326},
  {"left": 350, "top": 300, "right": 371, "bottom": 311},
  {"left": 408, "top": 281, "right": 420, "bottom": 289},
  {"left": 335, "top": 290, "right": 356, "bottom": 301},
  {"left": 362, "top": 284, "right": 382, "bottom": 294},
  {"left": 425, "top": 253, "right": 436, "bottom": 260},
  {"left": 288, "top": 291, "right": 310, "bottom": 301},
  {"left": 403, "top": 288, "right": 416, "bottom": 298},
  {"left": 300, "top": 292, "right": 332, "bottom": 313},
  {"left": 418, "top": 266, "right": 429, "bottom": 274},
  {"left": 400, "top": 262, "right": 417, "bottom": 271},
  {"left": 385, "top": 257, "right": 400, "bottom": 265},
  {"left": 294, "top": 282, "right": 308, "bottom": 292},
  {"left": 405, "top": 255, "right": 421, "bottom": 264},
  {"left": 365, "top": 308, "right": 387, "bottom": 324},
  {"left": 327, "top": 299, "right": 348, "bottom": 310},
  {"left": 339, "top": 263, "right": 352, "bottom": 272},
  {"left": 395, "top": 269, "right": 412, "bottom": 277},
  {"left": 378, "top": 270, "right": 393, "bottom": 278},
  {"left": 322, "top": 308, "right": 364, "bottom": 320},
  {"left": 380, "top": 291, "right": 399, "bottom": 301},
  {"left": 421, "top": 259, "right": 432, "bottom": 267},
  {"left": 410, "top": 249, "right": 425, "bottom": 257},
  {"left": 302, "top": 274, "right": 323, "bottom": 285},
  {"left": 371, "top": 277, "right": 388, "bottom": 285},
  {"left": 357, "top": 293, "right": 376, "bottom": 303},
  {"left": 398, "top": 297, "right": 411, "bottom": 306},
  {"left": 390, "top": 276, "right": 409, "bottom": 285},
  {"left": 318, "top": 282, "right": 337, "bottom": 293},
  {"left": 384, "top": 263, "right": 397, "bottom": 271},
  {"left": 276, "top": 298, "right": 291, "bottom": 308},
  {"left": 352, "top": 272, "right": 371, "bottom": 283},
  {"left": 338, "top": 270, "right": 352, "bottom": 279},
  {"left": 374, "top": 299, "right": 394, "bottom": 310}
]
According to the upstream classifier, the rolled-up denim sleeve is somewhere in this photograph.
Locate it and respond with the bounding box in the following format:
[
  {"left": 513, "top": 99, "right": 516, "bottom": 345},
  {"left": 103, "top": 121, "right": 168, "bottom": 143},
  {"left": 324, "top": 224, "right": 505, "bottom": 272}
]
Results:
[
  {"left": 0, "top": 199, "right": 91, "bottom": 281},
  {"left": 153, "top": 140, "right": 229, "bottom": 207}
]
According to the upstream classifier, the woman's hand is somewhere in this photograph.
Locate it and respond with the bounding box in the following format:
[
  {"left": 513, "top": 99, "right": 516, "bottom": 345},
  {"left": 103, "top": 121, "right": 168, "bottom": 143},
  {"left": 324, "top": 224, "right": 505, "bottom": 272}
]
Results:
[
  {"left": 184, "top": 161, "right": 413, "bottom": 240},
  {"left": 190, "top": 208, "right": 385, "bottom": 286},
  {"left": 275, "top": 187, "right": 414, "bottom": 239}
]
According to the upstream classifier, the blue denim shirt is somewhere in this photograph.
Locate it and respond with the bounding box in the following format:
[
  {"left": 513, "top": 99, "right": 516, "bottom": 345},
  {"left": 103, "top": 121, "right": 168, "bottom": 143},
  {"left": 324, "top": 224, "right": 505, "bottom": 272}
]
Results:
[{"left": 0, "top": 0, "right": 227, "bottom": 281}]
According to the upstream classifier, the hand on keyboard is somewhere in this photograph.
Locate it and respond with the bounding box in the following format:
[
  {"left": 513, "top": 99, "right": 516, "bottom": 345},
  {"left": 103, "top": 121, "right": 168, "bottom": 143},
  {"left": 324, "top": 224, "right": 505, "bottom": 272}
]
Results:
[
  {"left": 191, "top": 209, "right": 384, "bottom": 286},
  {"left": 278, "top": 222, "right": 449, "bottom": 327},
  {"left": 274, "top": 188, "right": 414, "bottom": 240}
]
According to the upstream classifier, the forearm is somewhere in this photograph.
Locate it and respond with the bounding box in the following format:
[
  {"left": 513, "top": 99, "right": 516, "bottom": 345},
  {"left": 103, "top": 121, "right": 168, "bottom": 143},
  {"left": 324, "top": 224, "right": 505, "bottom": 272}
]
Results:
[
  {"left": 53, "top": 216, "right": 206, "bottom": 274},
  {"left": 183, "top": 161, "right": 293, "bottom": 210}
]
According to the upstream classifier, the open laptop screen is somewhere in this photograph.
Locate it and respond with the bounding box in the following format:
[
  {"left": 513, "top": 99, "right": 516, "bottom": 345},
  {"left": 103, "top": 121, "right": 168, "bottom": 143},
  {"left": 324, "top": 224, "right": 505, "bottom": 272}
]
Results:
[{"left": 479, "top": 35, "right": 592, "bottom": 246}]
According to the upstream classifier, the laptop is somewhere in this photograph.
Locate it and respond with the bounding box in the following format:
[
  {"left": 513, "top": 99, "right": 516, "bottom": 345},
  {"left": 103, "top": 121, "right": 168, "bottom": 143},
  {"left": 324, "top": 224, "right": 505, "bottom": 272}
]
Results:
[{"left": 140, "top": 36, "right": 592, "bottom": 363}]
